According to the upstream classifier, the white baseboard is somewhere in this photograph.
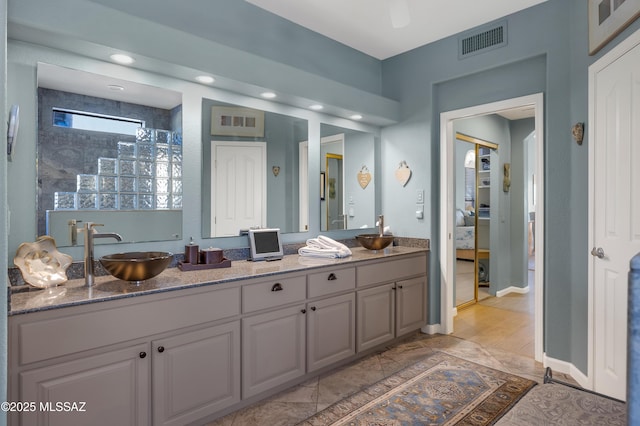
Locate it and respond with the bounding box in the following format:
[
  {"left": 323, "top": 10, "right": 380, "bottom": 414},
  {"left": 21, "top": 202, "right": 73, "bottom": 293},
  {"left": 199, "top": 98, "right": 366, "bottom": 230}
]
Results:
[
  {"left": 543, "top": 353, "right": 591, "bottom": 389},
  {"left": 496, "top": 285, "right": 530, "bottom": 298},
  {"left": 421, "top": 323, "right": 441, "bottom": 335}
]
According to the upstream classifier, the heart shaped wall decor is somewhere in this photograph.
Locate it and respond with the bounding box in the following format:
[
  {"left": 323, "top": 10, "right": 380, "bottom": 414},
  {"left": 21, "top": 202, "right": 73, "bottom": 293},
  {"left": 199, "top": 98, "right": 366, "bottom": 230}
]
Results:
[
  {"left": 357, "top": 165, "right": 371, "bottom": 189},
  {"left": 395, "top": 161, "right": 412, "bottom": 186}
]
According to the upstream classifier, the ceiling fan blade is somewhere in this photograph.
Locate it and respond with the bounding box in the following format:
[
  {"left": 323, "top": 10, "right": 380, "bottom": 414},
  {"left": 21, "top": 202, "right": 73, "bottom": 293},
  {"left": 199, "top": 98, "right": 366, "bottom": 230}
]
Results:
[{"left": 389, "top": 0, "right": 410, "bottom": 29}]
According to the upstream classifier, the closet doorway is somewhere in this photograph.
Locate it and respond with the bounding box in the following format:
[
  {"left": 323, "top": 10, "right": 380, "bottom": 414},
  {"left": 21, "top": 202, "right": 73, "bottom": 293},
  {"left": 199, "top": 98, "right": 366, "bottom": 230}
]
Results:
[
  {"left": 454, "top": 133, "right": 498, "bottom": 310},
  {"left": 440, "top": 93, "right": 544, "bottom": 363}
]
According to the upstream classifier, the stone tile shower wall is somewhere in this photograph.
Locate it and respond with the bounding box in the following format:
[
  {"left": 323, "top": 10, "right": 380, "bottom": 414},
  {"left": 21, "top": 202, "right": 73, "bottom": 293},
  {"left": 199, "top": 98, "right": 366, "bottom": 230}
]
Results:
[{"left": 37, "top": 88, "right": 181, "bottom": 235}]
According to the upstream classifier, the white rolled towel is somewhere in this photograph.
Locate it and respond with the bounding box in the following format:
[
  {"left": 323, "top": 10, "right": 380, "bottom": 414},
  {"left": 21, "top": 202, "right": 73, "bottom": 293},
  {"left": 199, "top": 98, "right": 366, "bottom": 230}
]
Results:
[{"left": 298, "top": 235, "right": 352, "bottom": 258}]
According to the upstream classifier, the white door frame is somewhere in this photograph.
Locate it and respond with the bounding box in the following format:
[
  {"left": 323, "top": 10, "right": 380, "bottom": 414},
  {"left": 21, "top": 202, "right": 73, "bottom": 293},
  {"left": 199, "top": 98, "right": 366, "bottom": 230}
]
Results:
[
  {"left": 299, "top": 141, "right": 309, "bottom": 232},
  {"left": 587, "top": 27, "right": 640, "bottom": 391},
  {"left": 440, "top": 93, "right": 545, "bottom": 362}
]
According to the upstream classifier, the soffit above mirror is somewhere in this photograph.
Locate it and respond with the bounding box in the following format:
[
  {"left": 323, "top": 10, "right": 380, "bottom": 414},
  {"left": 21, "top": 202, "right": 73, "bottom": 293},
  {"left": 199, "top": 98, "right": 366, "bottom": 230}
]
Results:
[{"left": 37, "top": 63, "right": 182, "bottom": 110}]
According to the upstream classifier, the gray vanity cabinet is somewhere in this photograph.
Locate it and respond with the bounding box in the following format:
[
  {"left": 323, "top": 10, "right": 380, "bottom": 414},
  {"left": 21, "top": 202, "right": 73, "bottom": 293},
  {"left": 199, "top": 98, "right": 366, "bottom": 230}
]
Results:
[
  {"left": 356, "top": 253, "right": 428, "bottom": 352},
  {"left": 306, "top": 267, "right": 357, "bottom": 372},
  {"left": 306, "top": 292, "right": 356, "bottom": 372},
  {"left": 395, "top": 275, "right": 427, "bottom": 336},
  {"left": 242, "top": 267, "right": 357, "bottom": 397},
  {"left": 152, "top": 321, "right": 240, "bottom": 426},
  {"left": 9, "top": 285, "right": 241, "bottom": 426},
  {"left": 356, "top": 283, "right": 396, "bottom": 352},
  {"left": 241, "top": 274, "right": 307, "bottom": 399},
  {"left": 9, "top": 249, "right": 428, "bottom": 426},
  {"left": 19, "top": 342, "right": 150, "bottom": 426},
  {"left": 242, "top": 305, "right": 307, "bottom": 399}
]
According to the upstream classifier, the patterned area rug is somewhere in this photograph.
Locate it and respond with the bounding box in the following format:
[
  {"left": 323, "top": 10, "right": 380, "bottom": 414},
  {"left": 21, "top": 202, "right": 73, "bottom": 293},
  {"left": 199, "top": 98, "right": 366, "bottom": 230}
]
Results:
[{"left": 299, "top": 352, "right": 536, "bottom": 426}]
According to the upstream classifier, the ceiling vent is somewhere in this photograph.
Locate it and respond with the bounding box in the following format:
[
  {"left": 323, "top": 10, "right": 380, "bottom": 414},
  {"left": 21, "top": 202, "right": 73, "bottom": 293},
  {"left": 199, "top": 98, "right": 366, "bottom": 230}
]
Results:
[{"left": 458, "top": 20, "right": 507, "bottom": 59}]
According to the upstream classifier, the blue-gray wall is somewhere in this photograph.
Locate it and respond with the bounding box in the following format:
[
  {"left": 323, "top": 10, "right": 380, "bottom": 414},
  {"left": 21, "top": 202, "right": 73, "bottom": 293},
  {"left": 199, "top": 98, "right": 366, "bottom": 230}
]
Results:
[{"left": 380, "top": 0, "right": 640, "bottom": 372}]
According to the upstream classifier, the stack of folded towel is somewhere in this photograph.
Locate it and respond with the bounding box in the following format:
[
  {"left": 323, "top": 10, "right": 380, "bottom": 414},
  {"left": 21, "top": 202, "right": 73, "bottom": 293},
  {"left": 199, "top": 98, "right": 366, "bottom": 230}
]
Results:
[{"left": 298, "top": 235, "right": 352, "bottom": 258}]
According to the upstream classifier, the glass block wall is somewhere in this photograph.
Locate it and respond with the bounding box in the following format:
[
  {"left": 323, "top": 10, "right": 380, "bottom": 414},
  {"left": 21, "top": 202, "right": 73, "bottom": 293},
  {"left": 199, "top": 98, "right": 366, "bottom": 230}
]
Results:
[{"left": 54, "top": 128, "right": 183, "bottom": 211}]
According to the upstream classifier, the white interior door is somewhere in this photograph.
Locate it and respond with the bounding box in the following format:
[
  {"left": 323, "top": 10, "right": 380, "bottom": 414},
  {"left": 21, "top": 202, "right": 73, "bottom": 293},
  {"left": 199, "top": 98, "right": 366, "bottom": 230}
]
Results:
[
  {"left": 212, "top": 141, "right": 266, "bottom": 237},
  {"left": 589, "top": 33, "right": 640, "bottom": 401}
]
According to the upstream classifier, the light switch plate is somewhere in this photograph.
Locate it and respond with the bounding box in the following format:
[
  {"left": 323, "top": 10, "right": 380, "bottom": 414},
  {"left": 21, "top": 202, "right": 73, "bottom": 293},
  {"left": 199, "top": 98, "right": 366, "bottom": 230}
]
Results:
[{"left": 416, "top": 189, "right": 424, "bottom": 204}]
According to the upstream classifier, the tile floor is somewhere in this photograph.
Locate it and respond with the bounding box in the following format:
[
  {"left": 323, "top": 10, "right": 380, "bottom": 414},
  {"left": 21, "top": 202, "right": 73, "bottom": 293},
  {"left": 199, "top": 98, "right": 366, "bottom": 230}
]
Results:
[{"left": 205, "top": 271, "right": 562, "bottom": 426}]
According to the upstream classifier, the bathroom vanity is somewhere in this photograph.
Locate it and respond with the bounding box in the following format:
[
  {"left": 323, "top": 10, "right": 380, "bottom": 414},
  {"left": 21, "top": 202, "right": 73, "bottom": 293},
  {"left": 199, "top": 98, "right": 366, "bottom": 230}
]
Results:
[{"left": 8, "top": 246, "right": 427, "bottom": 426}]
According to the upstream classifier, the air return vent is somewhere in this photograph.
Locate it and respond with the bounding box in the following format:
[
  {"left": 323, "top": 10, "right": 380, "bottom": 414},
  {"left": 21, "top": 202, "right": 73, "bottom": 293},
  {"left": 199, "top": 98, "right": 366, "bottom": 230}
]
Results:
[{"left": 458, "top": 20, "right": 507, "bottom": 59}]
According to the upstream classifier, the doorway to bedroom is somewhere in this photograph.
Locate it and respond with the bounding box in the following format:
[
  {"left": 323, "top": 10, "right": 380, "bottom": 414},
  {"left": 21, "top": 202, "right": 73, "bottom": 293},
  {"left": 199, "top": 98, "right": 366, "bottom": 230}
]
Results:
[{"left": 440, "top": 93, "right": 544, "bottom": 362}]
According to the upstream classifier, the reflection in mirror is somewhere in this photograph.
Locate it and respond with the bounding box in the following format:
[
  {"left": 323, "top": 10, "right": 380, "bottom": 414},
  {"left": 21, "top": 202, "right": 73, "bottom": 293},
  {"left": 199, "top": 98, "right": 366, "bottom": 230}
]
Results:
[
  {"left": 36, "top": 63, "right": 183, "bottom": 247},
  {"left": 320, "top": 124, "right": 375, "bottom": 231},
  {"left": 455, "top": 140, "right": 477, "bottom": 308},
  {"left": 454, "top": 132, "right": 498, "bottom": 309},
  {"left": 201, "top": 99, "right": 309, "bottom": 237},
  {"left": 325, "top": 151, "right": 344, "bottom": 230}
]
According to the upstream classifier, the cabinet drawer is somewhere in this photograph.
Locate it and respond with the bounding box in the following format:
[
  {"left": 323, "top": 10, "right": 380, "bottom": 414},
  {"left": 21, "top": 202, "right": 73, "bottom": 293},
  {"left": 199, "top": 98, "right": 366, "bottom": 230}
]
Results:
[
  {"left": 308, "top": 267, "right": 355, "bottom": 298},
  {"left": 357, "top": 254, "right": 427, "bottom": 287},
  {"left": 16, "top": 286, "right": 240, "bottom": 366},
  {"left": 243, "top": 275, "right": 306, "bottom": 313}
]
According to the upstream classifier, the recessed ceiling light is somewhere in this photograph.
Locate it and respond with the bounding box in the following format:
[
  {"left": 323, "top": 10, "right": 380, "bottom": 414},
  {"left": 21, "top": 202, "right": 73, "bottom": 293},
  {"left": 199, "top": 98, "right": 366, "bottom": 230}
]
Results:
[
  {"left": 261, "top": 92, "right": 277, "bottom": 99},
  {"left": 107, "top": 84, "right": 125, "bottom": 92},
  {"left": 350, "top": 114, "right": 363, "bottom": 120},
  {"left": 309, "top": 104, "right": 324, "bottom": 110},
  {"left": 196, "top": 75, "right": 215, "bottom": 84},
  {"left": 110, "top": 54, "right": 135, "bottom": 65}
]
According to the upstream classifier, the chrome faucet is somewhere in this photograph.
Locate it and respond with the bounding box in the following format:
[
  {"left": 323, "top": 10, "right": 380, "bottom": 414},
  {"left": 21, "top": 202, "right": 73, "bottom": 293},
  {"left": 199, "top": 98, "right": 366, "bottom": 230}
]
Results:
[
  {"left": 378, "top": 214, "right": 384, "bottom": 237},
  {"left": 83, "top": 222, "right": 123, "bottom": 286}
]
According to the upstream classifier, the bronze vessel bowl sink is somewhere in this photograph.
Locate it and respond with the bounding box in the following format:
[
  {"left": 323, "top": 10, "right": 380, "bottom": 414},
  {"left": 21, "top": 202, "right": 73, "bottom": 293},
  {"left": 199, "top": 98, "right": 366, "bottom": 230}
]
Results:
[
  {"left": 99, "top": 251, "right": 173, "bottom": 282},
  {"left": 355, "top": 234, "right": 394, "bottom": 251}
]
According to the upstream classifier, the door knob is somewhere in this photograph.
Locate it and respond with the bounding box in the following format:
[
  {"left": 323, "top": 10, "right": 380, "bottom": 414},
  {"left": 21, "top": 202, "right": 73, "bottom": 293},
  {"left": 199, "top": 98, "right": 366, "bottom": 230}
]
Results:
[{"left": 591, "top": 247, "right": 605, "bottom": 259}]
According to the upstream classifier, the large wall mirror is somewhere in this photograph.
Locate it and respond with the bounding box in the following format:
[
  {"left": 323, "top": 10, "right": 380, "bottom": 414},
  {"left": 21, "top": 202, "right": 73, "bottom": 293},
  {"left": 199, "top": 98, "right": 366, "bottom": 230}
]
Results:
[
  {"left": 201, "top": 98, "right": 309, "bottom": 237},
  {"left": 36, "top": 63, "right": 183, "bottom": 247},
  {"left": 320, "top": 124, "right": 376, "bottom": 231}
]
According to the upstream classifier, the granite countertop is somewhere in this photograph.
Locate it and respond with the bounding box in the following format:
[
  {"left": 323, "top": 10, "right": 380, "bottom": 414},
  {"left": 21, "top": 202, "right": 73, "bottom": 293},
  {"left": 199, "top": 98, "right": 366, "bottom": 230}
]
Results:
[{"left": 9, "top": 246, "right": 428, "bottom": 316}]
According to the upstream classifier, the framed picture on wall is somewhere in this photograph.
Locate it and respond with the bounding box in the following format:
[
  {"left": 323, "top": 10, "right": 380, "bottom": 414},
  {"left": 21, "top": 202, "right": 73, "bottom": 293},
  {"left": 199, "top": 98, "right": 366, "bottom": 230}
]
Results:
[
  {"left": 589, "top": 0, "right": 640, "bottom": 55},
  {"left": 211, "top": 106, "right": 265, "bottom": 137},
  {"left": 320, "top": 172, "right": 326, "bottom": 200}
]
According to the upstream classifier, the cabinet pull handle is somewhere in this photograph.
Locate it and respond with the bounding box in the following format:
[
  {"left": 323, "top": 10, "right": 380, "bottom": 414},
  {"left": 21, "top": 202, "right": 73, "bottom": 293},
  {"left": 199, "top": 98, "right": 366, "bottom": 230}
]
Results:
[
  {"left": 398, "top": 285, "right": 403, "bottom": 289},
  {"left": 301, "top": 309, "right": 307, "bottom": 314},
  {"left": 139, "top": 351, "right": 147, "bottom": 359},
  {"left": 158, "top": 346, "right": 165, "bottom": 353},
  {"left": 327, "top": 273, "right": 337, "bottom": 281},
  {"left": 311, "top": 306, "right": 316, "bottom": 311},
  {"left": 271, "top": 283, "right": 283, "bottom": 292},
  {"left": 392, "top": 286, "right": 397, "bottom": 290}
]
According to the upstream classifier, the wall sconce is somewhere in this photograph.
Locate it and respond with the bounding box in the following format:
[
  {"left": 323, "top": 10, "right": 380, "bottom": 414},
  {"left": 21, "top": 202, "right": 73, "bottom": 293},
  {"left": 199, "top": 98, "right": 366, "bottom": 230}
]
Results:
[{"left": 572, "top": 122, "right": 584, "bottom": 145}]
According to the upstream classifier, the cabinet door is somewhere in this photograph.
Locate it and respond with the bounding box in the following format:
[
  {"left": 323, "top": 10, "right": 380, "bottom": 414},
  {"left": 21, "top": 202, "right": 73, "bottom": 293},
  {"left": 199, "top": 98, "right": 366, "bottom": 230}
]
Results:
[
  {"left": 19, "top": 343, "right": 149, "bottom": 426},
  {"left": 242, "top": 305, "right": 306, "bottom": 398},
  {"left": 152, "top": 321, "right": 240, "bottom": 426},
  {"left": 307, "top": 293, "right": 356, "bottom": 372},
  {"left": 357, "top": 283, "right": 395, "bottom": 352},
  {"left": 396, "top": 276, "right": 427, "bottom": 336}
]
